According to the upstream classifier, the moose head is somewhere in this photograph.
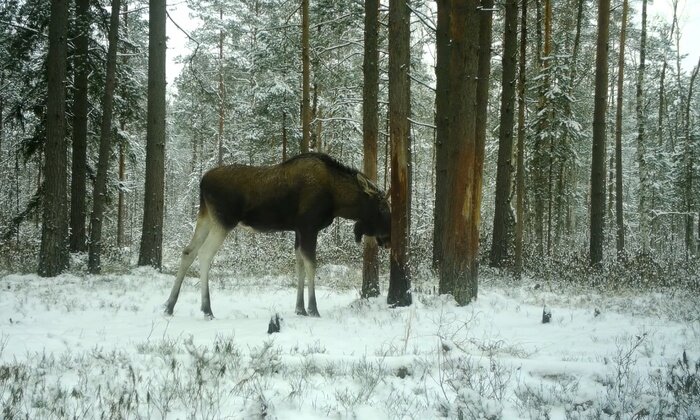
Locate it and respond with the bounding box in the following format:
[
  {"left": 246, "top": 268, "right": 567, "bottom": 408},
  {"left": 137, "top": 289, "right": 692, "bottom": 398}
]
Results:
[{"left": 353, "top": 174, "right": 391, "bottom": 248}]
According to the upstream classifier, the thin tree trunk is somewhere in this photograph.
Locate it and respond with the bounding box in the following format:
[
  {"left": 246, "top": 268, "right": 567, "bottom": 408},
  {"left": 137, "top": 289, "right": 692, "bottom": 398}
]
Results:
[
  {"left": 138, "top": 0, "right": 167, "bottom": 268},
  {"left": 614, "top": 0, "right": 628, "bottom": 259},
  {"left": 590, "top": 0, "right": 610, "bottom": 266},
  {"left": 39, "top": 0, "right": 70, "bottom": 276},
  {"left": 88, "top": 0, "right": 121, "bottom": 273},
  {"left": 432, "top": 0, "right": 451, "bottom": 270},
  {"left": 387, "top": 0, "right": 411, "bottom": 307},
  {"left": 362, "top": 0, "right": 380, "bottom": 298},
  {"left": 490, "top": 0, "right": 518, "bottom": 268},
  {"left": 636, "top": 0, "right": 649, "bottom": 253},
  {"left": 300, "top": 0, "right": 311, "bottom": 153},
  {"left": 515, "top": 0, "right": 527, "bottom": 275},
  {"left": 532, "top": 0, "right": 548, "bottom": 256},
  {"left": 69, "top": 0, "right": 90, "bottom": 253},
  {"left": 543, "top": 0, "right": 553, "bottom": 255},
  {"left": 218, "top": 7, "right": 225, "bottom": 165},
  {"left": 684, "top": 57, "right": 700, "bottom": 257},
  {"left": 116, "top": 0, "right": 128, "bottom": 248},
  {"left": 472, "top": 0, "right": 493, "bottom": 280}
]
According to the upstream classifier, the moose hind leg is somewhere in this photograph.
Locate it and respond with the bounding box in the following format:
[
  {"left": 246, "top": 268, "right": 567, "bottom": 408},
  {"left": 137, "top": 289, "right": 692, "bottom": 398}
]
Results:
[
  {"left": 295, "top": 241, "right": 307, "bottom": 316},
  {"left": 165, "top": 215, "right": 211, "bottom": 315},
  {"left": 197, "top": 223, "right": 228, "bottom": 318},
  {"left": 305, "top": 256, "right": 319, "bottom": 317}
]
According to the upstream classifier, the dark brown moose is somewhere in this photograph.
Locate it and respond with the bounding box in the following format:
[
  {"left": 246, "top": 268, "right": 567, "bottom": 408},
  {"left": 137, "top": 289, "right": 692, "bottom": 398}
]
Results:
[{"left": 164, "top": 153, "right": 391, "bottom": 318}]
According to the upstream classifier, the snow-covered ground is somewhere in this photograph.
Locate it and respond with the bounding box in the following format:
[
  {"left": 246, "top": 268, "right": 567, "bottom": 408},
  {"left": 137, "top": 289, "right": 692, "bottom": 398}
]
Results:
[{"left": 1, "top": 265, "right": 698, "bottom": 419}]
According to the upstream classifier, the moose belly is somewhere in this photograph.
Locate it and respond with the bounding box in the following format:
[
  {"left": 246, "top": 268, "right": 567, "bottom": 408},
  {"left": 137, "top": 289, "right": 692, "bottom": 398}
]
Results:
[{"left": 238, "top": 210, "right": 297, "bottom": 233}]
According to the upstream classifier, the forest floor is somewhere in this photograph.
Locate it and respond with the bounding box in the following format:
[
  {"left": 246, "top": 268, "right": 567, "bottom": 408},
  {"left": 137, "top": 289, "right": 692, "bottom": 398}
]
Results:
[{"left": 1, "top": 262, "right": 699, "bottom": 419}]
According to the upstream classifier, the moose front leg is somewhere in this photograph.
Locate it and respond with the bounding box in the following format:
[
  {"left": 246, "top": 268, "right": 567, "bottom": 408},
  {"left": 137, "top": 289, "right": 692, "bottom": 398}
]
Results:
[{"left": 294, "top": 247, "right": 307, "bottom": 316}]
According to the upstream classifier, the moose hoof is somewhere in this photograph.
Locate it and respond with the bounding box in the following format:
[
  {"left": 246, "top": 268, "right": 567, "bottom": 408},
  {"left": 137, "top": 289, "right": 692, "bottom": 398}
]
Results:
[
  {"left": 296, "top": 307, "right": 308, "bottom": 316},
  {"left": 164, "top": 304, "right": 174, "bottom": 316},
  {"left": 308, "top": 308, "right": 320, "bottom": 318}
]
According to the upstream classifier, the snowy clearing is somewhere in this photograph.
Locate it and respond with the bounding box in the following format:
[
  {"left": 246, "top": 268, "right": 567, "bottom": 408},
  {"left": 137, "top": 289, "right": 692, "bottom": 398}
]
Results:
[{"left": 1, "top": 266, "right": 699, "bottom": 419}]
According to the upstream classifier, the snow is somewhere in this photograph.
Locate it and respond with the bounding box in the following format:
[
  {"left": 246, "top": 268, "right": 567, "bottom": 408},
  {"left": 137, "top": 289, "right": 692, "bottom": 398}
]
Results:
[{"left": 1, "top": 266, "right": 698, "bottom": 418}]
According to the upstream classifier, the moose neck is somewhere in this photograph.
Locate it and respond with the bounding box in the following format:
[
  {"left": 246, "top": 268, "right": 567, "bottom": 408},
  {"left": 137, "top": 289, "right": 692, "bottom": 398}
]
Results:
[{"left": 333, "top": 183, "right": 369, "bottom": 222}]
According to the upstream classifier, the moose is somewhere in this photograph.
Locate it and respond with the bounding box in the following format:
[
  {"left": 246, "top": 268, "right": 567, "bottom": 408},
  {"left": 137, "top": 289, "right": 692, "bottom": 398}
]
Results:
[{"left": 164, "top": 152, "right": 391, "bottom": 318}]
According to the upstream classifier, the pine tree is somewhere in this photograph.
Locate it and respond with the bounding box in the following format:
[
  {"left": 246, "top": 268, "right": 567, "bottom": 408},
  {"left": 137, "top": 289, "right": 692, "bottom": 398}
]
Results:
[
  {"left": 387, "top": 0, "right": 411, "bottom": 307},
  {"left": 88, "top": 0, "right": 121, "bottom": 273},
  {"left": 138, "top": 0, "right": 167, "bottom": 269},
  {"left": 361, "top": 0, "right": 380, "bottom": 298},
  {"left": 69, "top": 0, "right": 90, "bottom": 253},
  {"left": 438, "top": 0, "right": 483, "bottom": 304},
  {"left": 590, "top": 0, "right": 610, "bottom": 266},
  {"left": 613, "top": 0, "right": 628, "bottom": 259},
  {"left": 490, "top": 0, "right": 518, "bottom": 268},
  {"left": 38, "top": 0, "right": 70, "bottom": 277}
]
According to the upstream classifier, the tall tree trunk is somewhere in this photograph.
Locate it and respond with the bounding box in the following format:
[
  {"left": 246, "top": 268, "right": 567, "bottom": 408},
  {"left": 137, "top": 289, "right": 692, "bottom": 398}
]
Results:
[
  {"left": 88, "top": 0, "right": 121, "bottom": 273},
  {"left": 438, "top": 0, "right": 481, "bottom": 304},
  {"left": 432, "top": 0, "right": 451, "bottom": 270},
  {"left": 515, "top": 0, "right": 527, "bottom": 275},
  {"left": 217, "top": 7, "right": 225, "bottom": 165},
  {"left": 460, "top": 0, "right": 492, "bottom": 282},
  {"left": 636, "top": 0, "right": 649, "bottom": 253},
  {"left": 116, "top": 0, "right": 129, "bottom": 248},
  {"left": 138, "top": 0, "right": 167, "bottom": 268},
  {"left": 362, "top": 0, "right": 380, "bottom": 298},
  {"left": 543, "top": 0, "right": 553, "bottom": 255},
  {"left": 614, "top": 0, "right": 628, "bottom": 259},
  {"left": 69, "top": 0, "right": 90, "bottom": 253},
  {"left": 300, "top": 0, "right": 311, "bottom": 153},
  {"left": 532, "top": 0, "right": 550, "bottom": 256},
  {"left": 471, "top": 0, "right": 493, "bottom": 278},
  {"left": 684, "top": 57, "right": 700, "bottom": 258},
  {"left": 39, "top": 0, "right": 70, "bottom": 276},
  {"left": 590, "top": 0, "right": 610, "bottom": 266},
  {"left": 387, "top": 0, "right": 411, "bottom": 307},
  {"left": 490, "top": 0, "right": 518, "bottom": 268},
  {"left": 559, "top": 0, "right": 584, "bottom": 244}
]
